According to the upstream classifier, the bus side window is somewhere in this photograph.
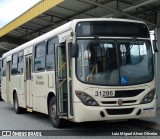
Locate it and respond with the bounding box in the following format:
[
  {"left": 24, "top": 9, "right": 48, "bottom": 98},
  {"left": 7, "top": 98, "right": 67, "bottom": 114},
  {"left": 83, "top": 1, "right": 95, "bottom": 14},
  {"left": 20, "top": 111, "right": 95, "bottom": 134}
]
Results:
[
  {"left": 46, "top": 39, "right": 55, "bottom": 70},
  {"left": 18, "top": 51, "right": 24, "bottom": 74},
  {"left": 2, "top": 58, "right": 6, "bottom": 77},
  {"left": 34, "top": 41, "right": 46, "bottom": 72},
  {"left": 11, "top": 53, "right": 18, "bottom": 75},
  {"left": 57, "top": 44, "right": 66, "bottom": 78}
]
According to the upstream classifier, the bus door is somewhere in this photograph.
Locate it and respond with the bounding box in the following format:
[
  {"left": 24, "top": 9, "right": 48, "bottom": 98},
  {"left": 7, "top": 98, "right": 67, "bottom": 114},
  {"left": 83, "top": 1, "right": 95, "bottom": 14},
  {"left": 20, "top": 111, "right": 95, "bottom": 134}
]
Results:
[
  {"left": 55, "top": 40, "right": 73, "bottom": 118},
  {"left": 6, "top": 61, "right": 11, "bottom": 103},
  {"left": 25, "top": 55, "right": 32, "bottom": 108},
  {"left": 55, "top": 43, "right": 67, "bottom": 116},
  {"left": 66, "top": 40, "right": 73, "bottom": 118}
]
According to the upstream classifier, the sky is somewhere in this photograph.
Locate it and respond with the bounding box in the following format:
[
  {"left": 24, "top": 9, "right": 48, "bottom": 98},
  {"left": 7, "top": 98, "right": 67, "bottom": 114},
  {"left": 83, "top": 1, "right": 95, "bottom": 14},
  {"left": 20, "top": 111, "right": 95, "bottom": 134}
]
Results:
[{"left": 0, "top": 0, "right": 41, "bottom": 29}]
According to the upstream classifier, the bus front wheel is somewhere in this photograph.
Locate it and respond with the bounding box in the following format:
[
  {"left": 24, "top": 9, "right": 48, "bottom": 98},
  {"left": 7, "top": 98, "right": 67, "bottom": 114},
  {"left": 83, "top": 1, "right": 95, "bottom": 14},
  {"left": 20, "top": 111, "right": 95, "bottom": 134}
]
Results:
[{"left": 49, "top": 97, "right": 65, "bottom": 128}]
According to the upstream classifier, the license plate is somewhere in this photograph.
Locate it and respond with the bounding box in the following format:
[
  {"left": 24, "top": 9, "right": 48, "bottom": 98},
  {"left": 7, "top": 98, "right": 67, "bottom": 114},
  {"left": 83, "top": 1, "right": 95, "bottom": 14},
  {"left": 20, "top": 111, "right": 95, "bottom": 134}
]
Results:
[{"left": 95, "top": 90, "right": 115, "bottom": 97}]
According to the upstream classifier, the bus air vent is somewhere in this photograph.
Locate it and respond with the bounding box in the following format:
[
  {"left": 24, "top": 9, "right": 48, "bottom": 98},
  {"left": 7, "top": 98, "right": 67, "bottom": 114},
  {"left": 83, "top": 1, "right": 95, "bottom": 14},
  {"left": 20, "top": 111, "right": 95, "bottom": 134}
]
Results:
[{"left": 106, "top": 108, "right": 134, "bottom": 115}]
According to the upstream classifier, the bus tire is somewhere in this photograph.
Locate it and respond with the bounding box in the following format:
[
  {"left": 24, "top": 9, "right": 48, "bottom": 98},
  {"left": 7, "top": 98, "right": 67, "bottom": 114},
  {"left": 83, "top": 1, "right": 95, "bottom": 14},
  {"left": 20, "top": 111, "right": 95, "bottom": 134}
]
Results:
[
  {"left": 49, "top": 97, "right": 65, "bottom": 128},
  {"left": 13, "top": 93, "right": 22, "bottom": 114},
  {"left": 0, "top": 93, "right": 3, "bottom": 101}
]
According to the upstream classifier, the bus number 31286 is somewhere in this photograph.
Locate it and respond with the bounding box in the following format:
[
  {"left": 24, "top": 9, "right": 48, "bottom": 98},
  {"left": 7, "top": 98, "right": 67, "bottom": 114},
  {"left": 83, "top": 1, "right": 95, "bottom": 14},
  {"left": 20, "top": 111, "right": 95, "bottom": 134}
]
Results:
[{"left": 95, "top": 90, "right": 115, "bottom": 97}]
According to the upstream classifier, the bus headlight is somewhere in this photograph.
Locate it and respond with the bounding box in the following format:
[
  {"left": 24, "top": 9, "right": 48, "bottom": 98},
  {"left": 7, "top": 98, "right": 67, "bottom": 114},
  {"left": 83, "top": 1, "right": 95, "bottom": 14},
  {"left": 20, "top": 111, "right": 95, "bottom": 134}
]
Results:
[
  {"left": 140, "top": 89, "right": 155, "bottom": 104},
  {"left": 75, "top": 91, "right": 99, "bottom": 106}
]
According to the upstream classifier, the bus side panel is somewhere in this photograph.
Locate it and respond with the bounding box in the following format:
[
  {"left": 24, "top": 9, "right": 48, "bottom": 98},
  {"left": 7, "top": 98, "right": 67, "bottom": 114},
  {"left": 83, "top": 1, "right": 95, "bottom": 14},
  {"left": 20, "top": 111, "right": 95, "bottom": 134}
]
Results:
[
  {"left": 9, "top": 76, "right": 25, "bottom": 108},
  {"left": 32, "top": 72, "right": 46, "bottom": 114},
  {"left": 39, "top": 71, "right": 55, "bottom": 114},
  {"left": 17, "top": 75, "right": 25, "bottom": 108},
  {"left": 31, "top": 71, "right": 55, "bottom": 114},
  {"left": 1, "top": 77, "right": 7, "bottom": 101},
  {"left": 10, "top": 76, "right": 19, "bottom": 104}
]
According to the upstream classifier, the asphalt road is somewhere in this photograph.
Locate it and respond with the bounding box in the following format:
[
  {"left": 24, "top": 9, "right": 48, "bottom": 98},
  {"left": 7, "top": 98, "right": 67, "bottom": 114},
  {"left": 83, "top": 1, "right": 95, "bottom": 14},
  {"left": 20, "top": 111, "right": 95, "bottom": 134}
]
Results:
[{"left": 0, "top": 100, "right": 160, "bottom": 139}]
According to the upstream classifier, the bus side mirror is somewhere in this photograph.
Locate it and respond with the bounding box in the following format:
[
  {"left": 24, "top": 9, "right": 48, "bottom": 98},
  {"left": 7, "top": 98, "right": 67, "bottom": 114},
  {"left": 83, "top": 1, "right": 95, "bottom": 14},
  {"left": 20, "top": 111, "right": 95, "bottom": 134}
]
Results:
[
  {"left": 152, "top": 40, "right": 158, "bottom": 53},
  {"left": 71, "top": 43, "right": 78, "bottom": 57}
]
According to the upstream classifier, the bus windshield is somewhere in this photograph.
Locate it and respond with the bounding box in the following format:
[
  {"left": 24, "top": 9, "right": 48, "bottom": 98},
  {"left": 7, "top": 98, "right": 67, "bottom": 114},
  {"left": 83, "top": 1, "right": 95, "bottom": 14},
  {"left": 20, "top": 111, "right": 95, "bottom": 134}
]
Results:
[{"left": 76, "top": 39, "right": 154, "bottom": 86}]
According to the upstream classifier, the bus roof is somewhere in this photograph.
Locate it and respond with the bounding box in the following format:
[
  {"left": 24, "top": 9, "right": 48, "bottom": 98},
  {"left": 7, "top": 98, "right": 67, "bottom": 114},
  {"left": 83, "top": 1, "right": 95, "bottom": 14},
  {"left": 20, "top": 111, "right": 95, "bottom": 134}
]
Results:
[{"left": 2, "top": 18, "right": 146, "bottom": 58}]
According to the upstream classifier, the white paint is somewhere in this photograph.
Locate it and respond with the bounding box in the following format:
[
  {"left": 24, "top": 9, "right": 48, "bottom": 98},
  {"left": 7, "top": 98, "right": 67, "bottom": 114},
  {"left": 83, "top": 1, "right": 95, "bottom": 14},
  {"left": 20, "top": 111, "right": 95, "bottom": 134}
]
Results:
[
  {"left": 6, "top": 55, "right": 11, "bottom": 61},
  {"left": 24, "top": 46, "right": 33, "bottom": 56},
  {"left": 58, "top": 30, "right": 72, "bottom": 43}
]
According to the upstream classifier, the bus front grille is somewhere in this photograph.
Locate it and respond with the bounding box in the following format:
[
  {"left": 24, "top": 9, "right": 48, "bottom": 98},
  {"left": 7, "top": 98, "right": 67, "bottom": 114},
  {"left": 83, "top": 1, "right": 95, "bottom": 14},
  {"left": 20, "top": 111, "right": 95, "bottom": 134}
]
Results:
[
  {"left": 101, "top": 100, "right": 136, "bottom": 105},
  {"left": 115, "top": 89, "right": 144, "bottom": 98},
  {"left": 102, "top": 89, "right": 144, "bottom": 98},
  {"left": 106, "top": 108, "right": 134, "bottom": 115}
]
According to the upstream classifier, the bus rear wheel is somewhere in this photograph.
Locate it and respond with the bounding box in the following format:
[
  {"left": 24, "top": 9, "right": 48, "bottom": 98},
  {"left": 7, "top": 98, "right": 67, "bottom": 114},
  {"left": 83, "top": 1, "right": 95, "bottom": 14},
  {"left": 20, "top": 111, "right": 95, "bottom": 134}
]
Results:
[
  {"left": 13, "top": 94, "right": 22, "bottom": 114},
  {"left": 49, "top": 97, "right": 66, "bottom": 128}
]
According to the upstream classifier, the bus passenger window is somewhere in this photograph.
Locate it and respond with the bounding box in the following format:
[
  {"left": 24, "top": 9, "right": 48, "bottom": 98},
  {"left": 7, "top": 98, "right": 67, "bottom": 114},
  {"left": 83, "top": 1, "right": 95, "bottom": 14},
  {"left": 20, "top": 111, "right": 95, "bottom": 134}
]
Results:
[
  {"left": 46, "top": 39, "right": 55, "bottom": 70},
  {"left": 18, "top": 51, "right": 24, "bottom": 74},
  {"left": 2, "top": 58, "right": 6, "bottom": 77},
  {"left": 11, "top": 53, "right": 18, "bottom": 75},
  {"left": 34, "top": 42, "right": 46, "bottom": 71}
]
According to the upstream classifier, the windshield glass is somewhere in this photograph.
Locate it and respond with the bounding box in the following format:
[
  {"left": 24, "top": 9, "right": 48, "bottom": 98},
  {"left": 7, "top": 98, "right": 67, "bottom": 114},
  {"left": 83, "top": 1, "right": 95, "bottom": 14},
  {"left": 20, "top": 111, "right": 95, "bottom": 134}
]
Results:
[{"left": 76, "top": 39, "right": 154, "bottom": 86}]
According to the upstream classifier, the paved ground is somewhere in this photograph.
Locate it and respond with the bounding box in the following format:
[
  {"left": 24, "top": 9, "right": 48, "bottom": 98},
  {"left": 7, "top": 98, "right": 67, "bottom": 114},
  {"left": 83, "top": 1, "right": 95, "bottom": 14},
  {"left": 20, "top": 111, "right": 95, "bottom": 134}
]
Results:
[{"left": 0, "top": 100, "right": 160, "bottom": 139}]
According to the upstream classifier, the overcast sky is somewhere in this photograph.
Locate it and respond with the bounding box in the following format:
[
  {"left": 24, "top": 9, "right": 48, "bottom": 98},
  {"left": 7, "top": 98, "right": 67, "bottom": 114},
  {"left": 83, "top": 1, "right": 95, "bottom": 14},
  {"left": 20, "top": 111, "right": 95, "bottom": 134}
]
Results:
[{"left": 0, "top": 0, "right": 41, "bottom": 29}]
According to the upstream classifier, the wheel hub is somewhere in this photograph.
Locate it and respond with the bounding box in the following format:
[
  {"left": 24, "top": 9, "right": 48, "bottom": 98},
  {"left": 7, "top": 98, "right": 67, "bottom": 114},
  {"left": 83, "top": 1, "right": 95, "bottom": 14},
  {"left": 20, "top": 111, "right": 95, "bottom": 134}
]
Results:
[{"left": 51, "top": 105, "right": 56, "bottom": 120}]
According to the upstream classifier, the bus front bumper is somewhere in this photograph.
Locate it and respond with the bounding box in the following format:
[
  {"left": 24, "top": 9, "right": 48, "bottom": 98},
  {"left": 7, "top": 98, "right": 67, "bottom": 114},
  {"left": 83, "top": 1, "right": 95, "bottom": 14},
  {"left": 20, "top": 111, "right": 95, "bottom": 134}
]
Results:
[{"left": 73, "top": 99, "right": 156, "bottom": 122}]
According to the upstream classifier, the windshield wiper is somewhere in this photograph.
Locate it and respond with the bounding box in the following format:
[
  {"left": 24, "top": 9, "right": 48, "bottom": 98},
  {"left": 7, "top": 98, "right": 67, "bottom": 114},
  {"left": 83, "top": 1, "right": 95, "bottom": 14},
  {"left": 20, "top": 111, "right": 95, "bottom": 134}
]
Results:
[
  {"left": 126, "top": 36, "right": 137, "bottom": 55},
  {"left": 94, "top": 36, "right": 110, "bottom": 57},
  {"left": 94, "top": 36, "right": 104, "bottom": 48},
  {"left": 94, "top": 36, "right": 111, "bottom": 70}
]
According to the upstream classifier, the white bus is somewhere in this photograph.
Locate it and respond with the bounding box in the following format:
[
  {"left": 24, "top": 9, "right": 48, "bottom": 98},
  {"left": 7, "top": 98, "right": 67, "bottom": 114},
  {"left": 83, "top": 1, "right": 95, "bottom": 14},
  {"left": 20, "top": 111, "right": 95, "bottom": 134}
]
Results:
[{"left": 1, "top": 18, "right": 157, "bottom": 128}]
